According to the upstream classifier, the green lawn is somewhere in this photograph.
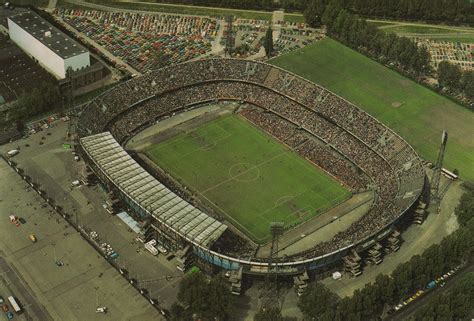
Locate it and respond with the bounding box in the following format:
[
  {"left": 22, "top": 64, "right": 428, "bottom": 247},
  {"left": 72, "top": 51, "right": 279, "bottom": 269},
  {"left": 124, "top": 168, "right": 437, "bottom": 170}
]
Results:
[
  {"left": 270, "top": 39, "right": 474, "bottom": 182},
  {"left": 284, "top": 14, "right": 306, "bottom": 23},
  {"left": 146, "top": 115, "right": 350, "bottom": 243}
]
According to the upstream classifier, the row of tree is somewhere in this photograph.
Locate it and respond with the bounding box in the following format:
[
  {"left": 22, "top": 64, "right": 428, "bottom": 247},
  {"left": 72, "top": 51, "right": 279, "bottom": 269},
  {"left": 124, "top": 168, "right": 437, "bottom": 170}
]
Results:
[
  {"left": 306, "top": 0, "right": 432, "bottom": 77},
  {"left": 409, "top": 272, "right": 474, "bottom": 321},
  {"left": 298, "top": 191, "right": 474, "bottom": 320},
  {"left": 339, "top": 0, "right": 474, "bottom": 25},
  {"left": 438, "top": 61, "right": 474, "bottom": 100},
  {"left": 131, "top": 0, "right": 473, "bottom": 24}
]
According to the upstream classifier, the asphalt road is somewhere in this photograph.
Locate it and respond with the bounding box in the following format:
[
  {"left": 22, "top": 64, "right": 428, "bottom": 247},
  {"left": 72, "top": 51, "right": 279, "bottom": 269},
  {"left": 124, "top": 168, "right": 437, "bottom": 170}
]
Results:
[
  {"left": 386, "top": 259, "right": 474, "bottom": 321},
  {"left": 0, "top": 256, "right": 52, "bottom": 321}
]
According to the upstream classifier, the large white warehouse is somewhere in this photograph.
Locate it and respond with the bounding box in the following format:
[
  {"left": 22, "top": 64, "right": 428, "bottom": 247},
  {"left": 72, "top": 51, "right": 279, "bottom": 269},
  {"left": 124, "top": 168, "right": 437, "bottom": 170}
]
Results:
[{"left": 8, "top": 11, "right": 90, "bottom": 79}]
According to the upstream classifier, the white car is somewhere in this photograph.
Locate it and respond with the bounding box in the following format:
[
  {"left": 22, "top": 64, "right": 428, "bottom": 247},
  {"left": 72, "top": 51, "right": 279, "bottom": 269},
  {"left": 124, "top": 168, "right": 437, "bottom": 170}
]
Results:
[{"left": 96, "top": 306, "right": 108, "bottom": 313}]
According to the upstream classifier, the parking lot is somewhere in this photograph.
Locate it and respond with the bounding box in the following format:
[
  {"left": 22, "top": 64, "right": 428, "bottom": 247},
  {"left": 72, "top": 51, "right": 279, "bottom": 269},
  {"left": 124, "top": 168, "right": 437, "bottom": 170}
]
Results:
[{"left": 0, "top": 119, "right": 183, "bottom": 319}]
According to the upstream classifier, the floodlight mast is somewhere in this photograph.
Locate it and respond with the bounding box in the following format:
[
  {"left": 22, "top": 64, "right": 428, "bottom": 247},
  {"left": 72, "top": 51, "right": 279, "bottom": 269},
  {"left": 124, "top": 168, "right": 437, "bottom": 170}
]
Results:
[
  {"left": 259, "top": 222, "right": 285, "bottom": 312},
  {"left": 431, "top": 130, "right": 448, "bottom": 213}
]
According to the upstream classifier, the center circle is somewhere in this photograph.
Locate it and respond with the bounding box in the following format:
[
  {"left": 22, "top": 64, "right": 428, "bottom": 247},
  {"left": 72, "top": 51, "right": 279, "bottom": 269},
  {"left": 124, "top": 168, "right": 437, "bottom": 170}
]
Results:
[{"left": 229, "top": 163, "right": 260, "bottom": 182}]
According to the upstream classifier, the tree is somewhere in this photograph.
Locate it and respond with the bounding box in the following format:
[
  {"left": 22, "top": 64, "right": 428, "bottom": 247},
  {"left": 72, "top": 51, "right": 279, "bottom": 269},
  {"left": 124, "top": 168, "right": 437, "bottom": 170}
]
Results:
[
  {"left": 460, "top": 70, "right": 474, "bottom": 99},
  {"left": 298, "top": 282, "right": 338, "bottom": 319},
  {"left": 254, "top": 306, "right": 283, "bottom": 321},
  {"left": 438, "top": 61, "right": 462, "bottom": 90},
  {"left": 263, "top": 26, "right": 274, "bottom": 58},
  {"left": 16, "top": 119, "right": 25, "bottom": 132},
  {"left": 455, "top": 190, "right": 474, "bottom": 226},
  {"left": 176, "top": 272, "right": 232, "bottom": 321},
  {"left": 169, "top": 302, "right": 191, "bottom": 321},
  {"left": 203, "top": 276, "right": 233, "bottom": 321},
  {"left": 177, "top": 272, "right": 208, "bottom": 314},
  {"left": 304, "top": 0, "right": 326, "bottom": 27}
]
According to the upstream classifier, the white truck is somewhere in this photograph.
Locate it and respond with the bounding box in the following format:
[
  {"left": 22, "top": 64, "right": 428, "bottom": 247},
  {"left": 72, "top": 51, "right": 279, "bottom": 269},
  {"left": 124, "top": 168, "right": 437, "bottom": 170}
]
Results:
[{"left": 8, "top": 296, "right": 21, "bottom": 313}]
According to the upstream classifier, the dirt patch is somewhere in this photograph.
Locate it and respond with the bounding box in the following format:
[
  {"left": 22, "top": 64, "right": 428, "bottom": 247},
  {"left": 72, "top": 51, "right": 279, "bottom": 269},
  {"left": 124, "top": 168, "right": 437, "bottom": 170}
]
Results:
[
  {"left": 189, "top": 131, "right": 214, "bottom": 149},
  {"left": 391, "top": 101, "right": 403, "bottom": 108},
  {"left": 286, "top": 203, "right": 311, "bottom": 219}
]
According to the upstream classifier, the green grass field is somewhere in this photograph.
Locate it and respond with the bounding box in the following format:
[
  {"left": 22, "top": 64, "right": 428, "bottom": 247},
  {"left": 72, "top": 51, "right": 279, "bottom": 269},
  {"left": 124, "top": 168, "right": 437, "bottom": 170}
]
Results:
[
  {"left": 378, "top": 23, "right": 474, "bottom": 43},
  {"left": 146, "top": 115, "right": 350, "bottom": 243},
  {"left": 270, "top": 39, "right": 474, "bottom": 182}
]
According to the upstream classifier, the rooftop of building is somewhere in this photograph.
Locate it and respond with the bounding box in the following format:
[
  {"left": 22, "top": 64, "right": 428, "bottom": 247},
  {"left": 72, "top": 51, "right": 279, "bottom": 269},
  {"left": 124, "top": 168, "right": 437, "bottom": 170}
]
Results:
[{"left": 8, "top": 11, "right": 88, "bottom": 59}]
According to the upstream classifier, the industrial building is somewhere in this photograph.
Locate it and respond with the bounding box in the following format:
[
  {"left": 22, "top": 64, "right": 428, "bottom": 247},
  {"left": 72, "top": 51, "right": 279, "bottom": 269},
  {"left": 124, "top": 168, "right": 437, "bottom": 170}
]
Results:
[{"left": 7, "top": 11, "right": 90, "bottom": 79}]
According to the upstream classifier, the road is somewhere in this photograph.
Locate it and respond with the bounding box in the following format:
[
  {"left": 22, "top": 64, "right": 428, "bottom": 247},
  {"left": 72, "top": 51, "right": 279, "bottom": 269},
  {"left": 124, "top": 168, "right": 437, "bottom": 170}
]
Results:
[
  {"left": 0, "top": 256, "right": 52, "bottom": 321},
  {"left": 386, "top": 259, "right": 474, "bottom": 321}
]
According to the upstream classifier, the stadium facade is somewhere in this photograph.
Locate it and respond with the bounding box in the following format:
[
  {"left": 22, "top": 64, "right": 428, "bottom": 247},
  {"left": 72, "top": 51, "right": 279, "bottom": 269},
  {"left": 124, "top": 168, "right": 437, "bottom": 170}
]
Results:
[
  {"left": 8, "top": 11, "right": 90, "bottom": 79},
  {"left": 77, "top": 59, "right": 425, "bottom": 276}
]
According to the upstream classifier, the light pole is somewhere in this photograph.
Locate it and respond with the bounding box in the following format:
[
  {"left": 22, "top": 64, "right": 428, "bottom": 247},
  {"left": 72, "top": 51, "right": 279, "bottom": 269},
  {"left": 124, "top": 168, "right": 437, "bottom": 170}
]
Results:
[
  {"left": 94, "top": 286, "right": 99, "bottom": 307},
  {"left": 52, "top": 242, "right": 57, "bottom": 262}
]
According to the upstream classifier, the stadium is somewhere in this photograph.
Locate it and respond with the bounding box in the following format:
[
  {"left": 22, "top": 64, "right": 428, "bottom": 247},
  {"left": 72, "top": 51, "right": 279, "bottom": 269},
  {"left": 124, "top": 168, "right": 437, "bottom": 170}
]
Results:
[{"left": 76, "top": 58, "right": 426, "bottom": 276}]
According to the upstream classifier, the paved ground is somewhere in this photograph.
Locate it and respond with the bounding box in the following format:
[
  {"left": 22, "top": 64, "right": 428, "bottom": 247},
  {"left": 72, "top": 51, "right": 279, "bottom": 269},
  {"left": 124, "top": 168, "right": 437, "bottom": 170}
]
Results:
[
  {"left": 0, "top": 121, "right": 184, "bottom": 319},
  {"left": 0, "top": 159, "right": 163, "bottom": 320},
  {"left": 322, "top": 175, "right": 463, "bottom": 298}
]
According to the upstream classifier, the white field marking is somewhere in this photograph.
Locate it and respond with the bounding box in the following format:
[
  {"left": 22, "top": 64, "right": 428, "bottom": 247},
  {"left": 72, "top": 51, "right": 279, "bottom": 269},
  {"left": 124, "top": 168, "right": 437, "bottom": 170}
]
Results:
[
  {"left": 228, "top": 162, "right": 261, "bottom": 183},
  {"left": 201, "top": 152, "right": 287, "bottom": 194}
]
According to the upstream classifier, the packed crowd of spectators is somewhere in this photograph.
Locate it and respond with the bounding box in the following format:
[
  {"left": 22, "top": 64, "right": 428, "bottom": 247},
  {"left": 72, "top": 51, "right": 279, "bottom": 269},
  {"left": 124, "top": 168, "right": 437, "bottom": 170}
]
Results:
[
  {"left": 54, "top": 9, "right": 217, "bottom": 72},
  {"left": 78, "top": 58, "right": 425, "bottom": 261}
]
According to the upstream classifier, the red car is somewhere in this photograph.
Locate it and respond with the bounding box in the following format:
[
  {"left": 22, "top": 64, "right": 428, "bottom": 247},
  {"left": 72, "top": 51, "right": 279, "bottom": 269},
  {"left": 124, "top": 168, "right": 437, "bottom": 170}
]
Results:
[{"left": 2, "top": 303, "right": 9, "bottom": 312}]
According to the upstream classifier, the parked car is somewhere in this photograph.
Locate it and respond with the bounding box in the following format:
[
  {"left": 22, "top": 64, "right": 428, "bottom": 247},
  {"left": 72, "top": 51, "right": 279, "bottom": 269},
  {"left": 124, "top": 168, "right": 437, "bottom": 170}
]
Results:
[
  {"left": 6, "top": 311, "right": 14, "bottom": 319},
  {"left": 18, "top": 218, "right": 26, "bottom": 224},
  {"left": 0, "top": 296, "right": 3, "bottom": 304},
  {"left": 2, "top": 304, "right": 9, "bottom": 312}
]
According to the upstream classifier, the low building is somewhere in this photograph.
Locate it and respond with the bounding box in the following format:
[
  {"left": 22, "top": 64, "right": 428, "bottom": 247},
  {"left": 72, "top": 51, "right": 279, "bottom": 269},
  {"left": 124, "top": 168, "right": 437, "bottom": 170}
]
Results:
[{"left": 8, "top": 11, "right": 90, "bottom": 79}]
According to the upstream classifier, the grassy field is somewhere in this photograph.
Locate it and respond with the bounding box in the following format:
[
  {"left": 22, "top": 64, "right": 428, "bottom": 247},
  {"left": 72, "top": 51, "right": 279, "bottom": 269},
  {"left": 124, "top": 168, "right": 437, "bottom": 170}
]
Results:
[
  {"left": 378, "top": 23, "right": 474, "bottom": 43},
  {"left": 270, "top": 39, "right": 474, "bottom": 182},
  {"left": 146, "top": 115, "right": 350, "bottom": 243}
]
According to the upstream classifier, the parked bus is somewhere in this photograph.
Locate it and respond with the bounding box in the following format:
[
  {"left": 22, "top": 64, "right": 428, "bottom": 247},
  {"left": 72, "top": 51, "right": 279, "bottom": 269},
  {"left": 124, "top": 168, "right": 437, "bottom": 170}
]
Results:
[
  {"left": 7, "top": 296, "right": 21, "bottom": 313},
  {"left": 441, "top": 168, "right": 458, "bottom": 180}
]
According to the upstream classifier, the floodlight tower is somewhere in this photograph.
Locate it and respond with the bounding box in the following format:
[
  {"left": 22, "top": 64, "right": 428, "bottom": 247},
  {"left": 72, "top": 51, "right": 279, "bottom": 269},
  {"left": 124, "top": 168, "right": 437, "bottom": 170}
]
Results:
[
  {"left": 224, "top": 15, "right": 234, "bottom": 57},
  {"left": 259, "top": 222, "right": 285, "bottom": 312},
  {"left": 431, "top": 130, "right": 448, "bottom": 212}
]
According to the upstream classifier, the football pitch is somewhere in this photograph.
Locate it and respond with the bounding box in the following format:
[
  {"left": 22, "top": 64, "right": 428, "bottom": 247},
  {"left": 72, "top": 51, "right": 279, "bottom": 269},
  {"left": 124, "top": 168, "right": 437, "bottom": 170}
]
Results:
[
  {"left": 145, "top": 115, "right": 350, "bottom": 243},
  {"left": 270, "top": 39, "right": 474, "bottom": 183}
]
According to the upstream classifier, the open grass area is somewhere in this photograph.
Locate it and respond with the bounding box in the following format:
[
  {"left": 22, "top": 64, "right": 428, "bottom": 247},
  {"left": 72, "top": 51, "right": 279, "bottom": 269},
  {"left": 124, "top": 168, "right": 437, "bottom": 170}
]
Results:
[
  {"left": 377, "top": 23, "right": 474, "bottom": 43},
  {"left": 284, "top": 14, "right": 305, "bottom": 23},
  {"left": 270, "top": 39, "right": 474, "bottom": 182},
  {"left": 146, "top": 115, "right": 350, "bottom": 243}
]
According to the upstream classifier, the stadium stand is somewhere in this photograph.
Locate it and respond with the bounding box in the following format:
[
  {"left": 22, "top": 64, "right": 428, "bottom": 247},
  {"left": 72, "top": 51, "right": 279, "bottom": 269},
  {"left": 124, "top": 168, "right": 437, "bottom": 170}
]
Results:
[{"left": 77, "top": 58, "right": 425, "bottom": 272}]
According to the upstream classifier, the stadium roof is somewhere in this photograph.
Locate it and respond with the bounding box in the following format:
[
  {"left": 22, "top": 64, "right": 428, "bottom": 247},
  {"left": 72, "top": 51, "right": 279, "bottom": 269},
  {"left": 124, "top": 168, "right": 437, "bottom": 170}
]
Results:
[
  {"left": 8, "top": 11, "right": 87, "bottom": 59},
  {"left": 80, "top": 132, "right": 227, "bottom": 249}
]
